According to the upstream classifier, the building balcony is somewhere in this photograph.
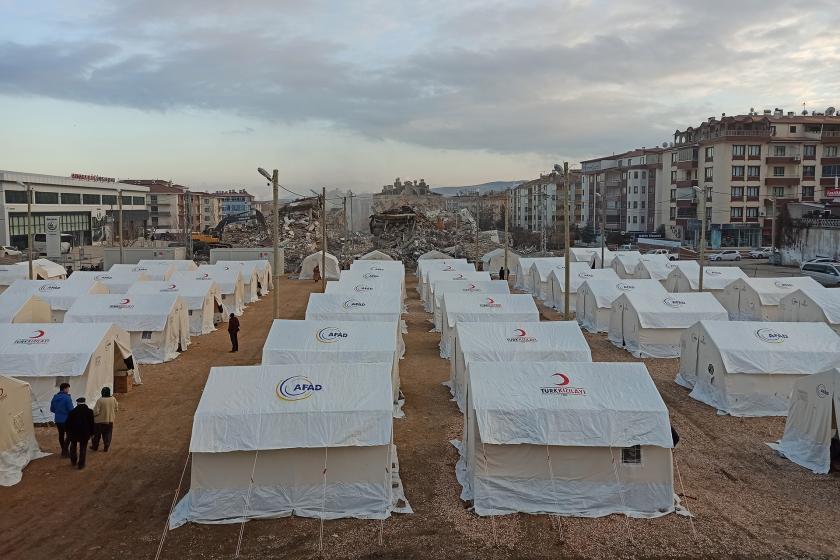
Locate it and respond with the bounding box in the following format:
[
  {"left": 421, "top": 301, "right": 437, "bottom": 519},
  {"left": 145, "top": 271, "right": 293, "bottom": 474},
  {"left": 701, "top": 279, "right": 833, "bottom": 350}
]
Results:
[
  {"left": 822, "top": 130, "right": 840, "bottom": 142},
  {"left": 766, "top": 154, "right": 801, "bottom": 164},
  {"left": 730, "top": 216, "right": 744, "bottom": 222},
  {"left": 731, "top": 195, "right": 744, "bottom": 202},
  {"left": 765, "top": 176, "right": 800, "bottom": 186},
  {"left": 676, "top": 160, "right": 697, "bottom": 170},
  {"left": 822, "top": 157, "right": 840, "bottom": 166},
  {"left": 802, "top": 196, "right": 815, "bottom": 202},
  {"left": 709, "top": 128, "right": 772, "bottom": 140},
  {"left": 676, "top": 208, "right": 697, "bottom": 219},
  {"left": 746, "top": 196, "right": 760, "bottom": 202},
  {"left": 821, "top": 177, "right": 840, "bottom": 187},
  {"left": 748, "top": 154, "right": 761, "bottom": 160},
  {"left": 675, "top": 179, "right": 698, "bottom": 189},
  {"left": 731, "top": 175, "right": 745, "bottom": 181},
  {"left": 745, "top": 216, "right": 759, "bottom": 223}
]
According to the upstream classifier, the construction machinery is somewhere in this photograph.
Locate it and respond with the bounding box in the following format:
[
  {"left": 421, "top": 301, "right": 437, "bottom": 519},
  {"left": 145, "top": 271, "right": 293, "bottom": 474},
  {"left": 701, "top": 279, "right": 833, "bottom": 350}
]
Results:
[{"left": 210, "top": 209, "right": 268, "bottom": 241}]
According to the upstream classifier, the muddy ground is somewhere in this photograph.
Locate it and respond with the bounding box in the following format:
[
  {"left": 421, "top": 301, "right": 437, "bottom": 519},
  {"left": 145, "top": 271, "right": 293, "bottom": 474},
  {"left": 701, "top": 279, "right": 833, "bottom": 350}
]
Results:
[{"left": 1, "top": 275, "right": 838, "bottom": 560}]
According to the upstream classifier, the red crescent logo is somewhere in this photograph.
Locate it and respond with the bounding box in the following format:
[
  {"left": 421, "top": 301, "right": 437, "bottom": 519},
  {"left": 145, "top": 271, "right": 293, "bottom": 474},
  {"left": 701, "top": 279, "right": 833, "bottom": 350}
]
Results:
[
  {"left": 467, "top": 284, "right": 476, "bottom": 289},
  {"left": 514, "top": 328, "right": 527, "bottom": 337},
  {"left": 120, "top": 298, "right": 130, "bottom": 305},
  {"left": 486, "top": 298, "right": 495, "bottom": 304},
  {"left": 30, "top": 329, "right": 45, "bottom": 339},
  {"left": 203, "top": 273, "right": 210, "bottom": 278},
  {"left": 553, "top": 373, "right": 570, "bottom": 386},
  {"left": 169, "top": 284, "right": 177, "bottom": 289},
  {"left": 455, "top": 274, "right": 465, "bottom": 279},
  {"left": 224, "top": 266, "right": 230, "bottom": 270}
]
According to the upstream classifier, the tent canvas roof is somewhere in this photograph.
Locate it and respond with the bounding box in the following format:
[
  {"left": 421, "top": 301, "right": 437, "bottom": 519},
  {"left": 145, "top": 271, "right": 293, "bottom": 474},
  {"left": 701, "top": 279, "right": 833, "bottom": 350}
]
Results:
[
  {"left": 306, "top": 292, "right": 402, "bottom": 322},
  {"left": 65, "top": 293, "right": 180, "bottom": 332},
  {"left": 127, "top": 280, "right": 221, "bottom": 310},
  {"left": 0, "top": 265, "right": 28, "bottom": 285},
  {"left": 358, "top": 250, "right": 393, "bottom": 260},
  {"left": 67, "top": 270, "right": 151, "bottom": 292},
  {"left": 580, "top": 278, "right": 668, "bottom": 309},
  {"left": 455, "top": 321, "right": 591, "bottom": 362},
  {"left": 468, "top": 362, "right": 672, "bottom": 448},
  {"left": 263, "top": 320, "right": 397, "bottom": 363},
  {"left": 636, "top": 259, "right": 694, "bottom": 281},
  {"left": 0, "top": 294, "right": 46, "bottom": 322},
  {"left": 617, "top": 292, "right": 727, "bottom": 328},
  {"left": 546, "top": 262, "right": 604, "bottom": 289},
  {"left": 418, "top": 250, "right": 454, "bottom": 260},
  {"left": 443, "top": 293, "right": 539, "bottom": 328},
  {"left": 190, "top": 364, "right": 393, "bottom": 452},
  {"left": 19, "top": 259, "right": 67, "bottom": 279},
  {"left": 434, "top": 280, "right": 509, "bottom": 307},
  {"left": 137, "top": 259, "right": 198, "bottom": 271},
  {"left": 351, "top": 260, "right": 405, "bottom": 272},
  {"left": 0, "top": 323, "right": 124, "bottom": 377},
  {"left": 675, "top": 264, "right": 747, "bottom": 290},
  {"left": 1, "top": 279, "right": 105, "bottom": 311},
  {"left": 171, "top": 267, "right": 241, "bottom": 295},
  {"left": 788, "top": 288, "right": 840, "bottom": 323},
  {"left": 738, "top": 277, "right": 825, "bottom": 305},
  {"left": 529, "top": 258, "right": 569, "bottom": 282}
]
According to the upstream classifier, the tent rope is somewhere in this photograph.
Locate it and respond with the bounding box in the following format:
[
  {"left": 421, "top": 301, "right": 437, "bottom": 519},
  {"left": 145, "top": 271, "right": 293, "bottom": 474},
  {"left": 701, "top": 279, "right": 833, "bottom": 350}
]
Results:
[
  {"left": 479, "top": 440, "right": 498, "bottom": 546},
  {"left": 545, "top": 445, "right": 564, "bottom": 539},
  {"left": 319, "top": 447, "right": 328, "bottom": 552},
  {"left": 153, "top": 451, "right": 191, "bottom": 560},
  {"left": 234, "top": 449, "right": 260, "bottom": 558},
  {"left": 674, "top": 452, "right": 698, "bottom": 540},
  {"left": 608, "top": 446, "right": 634, "bottom": 543}
]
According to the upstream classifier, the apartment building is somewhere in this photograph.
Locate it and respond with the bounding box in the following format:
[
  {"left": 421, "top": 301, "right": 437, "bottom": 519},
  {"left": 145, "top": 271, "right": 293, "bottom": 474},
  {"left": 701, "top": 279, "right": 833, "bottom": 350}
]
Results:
[
  {"left": 198, "top": 194, "right": 221, "bottom": 232},
  {"left": 121, "top": 180, "right": 184, "bottom": 233},
  {"left": 661, "top": 110, "right": 840, "bottom": 248},
  {"left": 580, "top": 148, "right": 666, "bottom": 236},
  {"left": 215, "top": 189, "right": 255, "bottom": 218},
  {"left": 510, "top": 170, "right": 583, "bottom": 233}
]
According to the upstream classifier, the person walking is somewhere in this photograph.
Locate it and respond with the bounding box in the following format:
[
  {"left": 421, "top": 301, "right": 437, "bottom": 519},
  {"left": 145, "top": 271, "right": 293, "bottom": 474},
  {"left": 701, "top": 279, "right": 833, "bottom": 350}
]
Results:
[
  {"left": 49, "top": 383, "right": 74, "bottom": 458},
  {"left": 312, "top": 264, "right": 321, "bottom": 283},
  {"left": 66, "top": 397, "right": 95, "bottom": 469},
  {"left": 228, "top": 312, "right": 240, "bottom": 352},
  {"left": 91, "top": 387, "right": 118, "bottom": 452}
]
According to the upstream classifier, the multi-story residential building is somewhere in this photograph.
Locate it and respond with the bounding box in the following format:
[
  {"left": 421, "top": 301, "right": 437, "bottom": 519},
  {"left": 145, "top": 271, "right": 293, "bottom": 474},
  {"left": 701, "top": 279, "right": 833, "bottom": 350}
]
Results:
[
  {"left": 580, "top": 148, "right": 665, "bottom": 236},
  {"left": 121, "top": 179, "right": 184, "bottom": 234},
  {"left": 510, "top": 170, "right": 583, "bottom": 236},
  {"left": 215, "top": 189, "right": 255, "bottom": 218},
  {"left": 198, "top": 193, "right": 221, "bottom": 232},
  {"left": 661, "top": 110, "right": 840, "bottom": 248}
]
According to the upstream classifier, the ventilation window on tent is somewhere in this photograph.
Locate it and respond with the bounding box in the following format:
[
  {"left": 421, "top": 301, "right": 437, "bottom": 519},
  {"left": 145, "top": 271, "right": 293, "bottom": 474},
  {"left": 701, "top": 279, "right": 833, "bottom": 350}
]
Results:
[
  {"left": 141, "top": 331, "right": 152, "bottom": 340},
  {"left": 622, "top": 445, "right": 642, "bottom": 465},
  {"left": 188, "top": 310, "right": 193, "bottom": 316}
]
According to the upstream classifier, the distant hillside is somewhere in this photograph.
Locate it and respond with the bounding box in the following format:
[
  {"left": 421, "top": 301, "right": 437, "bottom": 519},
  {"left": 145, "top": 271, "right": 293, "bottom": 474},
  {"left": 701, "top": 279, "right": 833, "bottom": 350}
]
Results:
[{"left": 431, "top": 180, "right": 524, "bottom": 197}]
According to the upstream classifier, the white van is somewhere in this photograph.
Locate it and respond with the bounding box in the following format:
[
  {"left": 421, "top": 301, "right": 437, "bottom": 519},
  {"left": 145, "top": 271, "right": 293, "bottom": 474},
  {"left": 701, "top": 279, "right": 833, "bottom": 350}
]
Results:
[{"left": 33, "top": 233, "right": 73, "bottom": 255}]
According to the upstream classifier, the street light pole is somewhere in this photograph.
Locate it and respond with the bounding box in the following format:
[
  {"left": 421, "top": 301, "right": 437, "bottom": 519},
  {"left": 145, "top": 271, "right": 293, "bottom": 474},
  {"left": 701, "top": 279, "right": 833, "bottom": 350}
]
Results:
[
  {"left": 692, "top": 186, "right": 706, "bottom": 291},
  {"left": 770, "top": 196, "right": 777, "bottom": 263},
  {"left": 118, "top": 188, "right": 124, "bottom": 265},
  {"left": 321, "top": 186, "right": 326, "bottom": 293},
  {"left": 17, "top": 181, "right": 34, "bottom": 279},
  {"left": 503, "top": 192, "right": 509, "bottom": 279},
  {"left": 258, "top": 167, "right": 281, "bottom": 319}
]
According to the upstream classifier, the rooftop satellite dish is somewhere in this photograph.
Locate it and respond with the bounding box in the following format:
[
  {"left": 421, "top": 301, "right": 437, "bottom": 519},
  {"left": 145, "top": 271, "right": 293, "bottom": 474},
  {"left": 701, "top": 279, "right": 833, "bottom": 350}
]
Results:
[
  {"left": 827, "top": 107, "right": 836, "bottom": 116},
  {"left": 661, "top": 142, "right": 668, "bottom": 148}
]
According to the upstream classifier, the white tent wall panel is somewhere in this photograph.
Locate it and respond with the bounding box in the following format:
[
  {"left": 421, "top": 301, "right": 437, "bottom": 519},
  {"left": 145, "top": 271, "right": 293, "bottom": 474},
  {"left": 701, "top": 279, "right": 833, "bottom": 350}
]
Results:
[
  {"left": 432, "top": 281, "right": 510, "bottom": 332},
  {"left": 0, "top": 376, "right": 48, "bottom": 486},
  {"left": 299, "top": 253, "right": 340, "bottom": 280}
]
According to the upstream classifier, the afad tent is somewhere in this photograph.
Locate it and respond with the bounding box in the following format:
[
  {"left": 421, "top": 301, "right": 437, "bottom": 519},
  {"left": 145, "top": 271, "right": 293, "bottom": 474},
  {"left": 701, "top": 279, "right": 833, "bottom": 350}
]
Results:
[
  {"left": 569, "top": 247, "right": 601, "bottom": 266},
  {"left": 305, "top": 291, "right": 405, "bottom": 356},
  {"left": 450, "top": 321, "right": 592, "bottom": 411},
  {"left": 544, "top": 263, "right": 612, "bottom": 311},
  {"left": 576, "top": 279, "right": 667, "bottom": 333},
  {"left": 65, "top": 294, "right": 189, "bottom": 364},
  {"left": 610, "top": 251, "right": 645, "bottom": 279},
  {"left": 417, "top": 250, "right": 453, "bottom": 261},
  {"left": 780, "top": 288, "right": 840, "bottom": 335},
  {"left": 608, "top": 292, "right": 728, "bottom": 358},
  {"left": 168, "top": 364, "right": 410, "bottom": 528},
  {"left": 677, "top": 321, "right": 840, "bottom": 416},
  {"left": 0, "top": 293, "right": 52, "bottom": 324},
  {"left": 299, "top": 252, "right": 340, "bottom": 280},
  {"left": 216, "top": 260, "right": 273, "bottom": 294},
  {"left": 0, "top": 323, "right": 137, "bottom": 422},
  {"left": 325, "top": 277, "right": 405, "bottom": 314},
  {"left": 424, "top": 270, "right": 491, "bottom": 309},
  {"left": 0, "top": 376, "right": 47, "bottom": 486},
  {"left": 214, "top": 263, "right": 259, "bottom": 303},
  {"left": 18, "top": 259, "right": 67, "bottom": 281},
  {"left": 481, "top": 248, "right": 519, "bottom": 276},
  {"left": 137, "top": 259, "right": 198, "bottom": 272},
  {"left": 532, "top": 260, "right": 591, "bottom": 303},
  {"left": 417, "top": 259, "right": 474, "bottom": 297},
  {"left": 110, "top": 263, "right": 174, "bottom": 281},
  {"left": 768, "top": 368, "right": 840, "bottom": 473},
  {"left": 526, "top": 258, "right": 567, "bottom": 298},
  {"left": 663, "top": 263, "right": 748, "bottom": 294},
  {"left": 440, "top": 293, "right": 539, "bottom": 359},
  {"left": 432, "top": 280, "right": 510, "bottom": 332},
  {"left": 335, "top": 268, "right": 407, "bottom": 304},
  {"left": 591, "top": 248, "right": 618, "bottom": 269},
  {"left": 172, "top": 267, "right": 245, "bottom": 317},
  {"left": 2, "top": 279, "right": 108, "bottom": 322},
  {"left": 358, "top": 250, "right": 393, "bottom": 260},
  {"left": 512, "top": 257, "right": 541, "bottom": 291},
  {"left": 66, "top": 269, "right": 151, "bottom": 294},
  {"left": 0, "top": 264, "right": 28, "bottom": 293},
  {"left": 634, "top": 259, "right": 695, "bottom": 283},
  {"left": 262, "top": 320, "right": 402, "bottom": 413},
  {"left": 351, "top": 259, "right": 405, "bottom": 274},
  {"left": 127, "top": 280, "right": 222, "bottom": 336},
  {"left": 718, "top": 277, "right": 824, "bottom": 321},
  {"left": 456, "top": 362, "right": 676, "bottom": 517}
]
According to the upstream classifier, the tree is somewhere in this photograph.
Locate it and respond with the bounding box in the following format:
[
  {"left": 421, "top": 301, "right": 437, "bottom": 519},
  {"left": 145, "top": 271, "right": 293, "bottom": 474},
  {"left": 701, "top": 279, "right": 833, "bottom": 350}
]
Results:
[{"left": 579, "top": 224, "right": 595, "bottom": 244}]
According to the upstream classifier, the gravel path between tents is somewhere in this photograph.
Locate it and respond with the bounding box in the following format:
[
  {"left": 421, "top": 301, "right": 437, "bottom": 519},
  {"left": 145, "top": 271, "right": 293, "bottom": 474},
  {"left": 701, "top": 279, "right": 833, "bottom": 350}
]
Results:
[{"left": 1, "top": 275, "right": 839, "bottom": 559}]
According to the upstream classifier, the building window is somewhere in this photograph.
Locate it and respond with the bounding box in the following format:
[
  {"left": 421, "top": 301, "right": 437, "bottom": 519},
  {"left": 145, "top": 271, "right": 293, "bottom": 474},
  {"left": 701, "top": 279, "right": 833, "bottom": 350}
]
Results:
[
  {"left": 774, "top": 145, "right": 786, "bottom": 156},
  {"left": 823, "top": 165, "right": 840, "bottom": 177},
  {"left": 61, "top": 193, "right": 81, "bottom": 204},
  {"left": 641, "top": 216, "right": 645, "bottom": 224},
  {"left": 773, "top": 187, "right": 785, "bottom": 197},
  {"left": 731, "top": 186, "right": 744, "bottom": 199},
  {"left": 804, "top": 145, "right": 816, "bottom": 158},
  {"left": 641, "top": 201, "right": 646, "bottom": 209},
  {"left": 670, "top": 207, "right": 676, "bottom": 220},
  {"left": 633, "top": 171, "right": 638, "bottom": 179},
  {"left": 732, "top": 145, "right": 745, "bottom": 157},
  {"left": 670, "top": 189, "right": 676, "bottom": 201},
  {"left": 4, "top": 190, "right": 27, "bottom": 204},
  {"left": 746, "top": 207, "right": 759, "bottom": 218},
  {"left": 747, "top": 166, "right": 760, "bottom": 178},
  {"left": 633, "top": 186, "right": 638, "bottom": 194},
  {"left": 746, "top": 186, "right": 759, "bottom": 199},
  {"left": 671, "top": 152, "right": 678, "bottom": 163},
  {"left": 670, "top": 171, "right": 677, "bottom": 182},
  {"left": 622, "top": 445, "right": 642, "bottom": 465},
  {"left": 705, "top": 146, "right": 714, "bottom": 161},
  {"left": 802, "top": 186, "right": 815, "bottom": 199},
  {"left": 704, "top": 167, "right": 713, "bottom": 180},
  {"left": 826, "top": 146, "right": 839, "bottom": 157},
  {"left": 83, "top": 194, "right": 101, "bottom": 205},
  {"left": 730, "top": 207, "right": 744, "bottom": 218},
  {"left": 641, "top": 185, "right": 646, "bottom": 194},
  {"left": 132, "top": 196, "right": 145, "bottom": 206},
  {"left": 632, "top": 216, "right": 637, "bottom": 224},
  {"left": 803, "top": 166, "right": 816, "bottom": 178},
  {"left": 34, "top": 191, "right": 59, "bottom": 204},
  {"left": 642, "top": 171, "right": 647, "bottom": 179},
  {"left": 102, "top": 195, "right": 117, "bottom": 205},
  {"left": 748, "top": 145, "right": 761, "bottom": 157},
  {"left": 633, "top": 201, "right": 638, "bottom": 209},
  {"left": 732, "top": 166, "right": 745, "bottom": 177},
  {"left": 773, "top": 166, "right": 785, "bottom": 177},
  {"left": 790, "top": 125, "right": 797, "bottom": 133},
  {"left": 627, "top": 215, "right": 631, "bottom": 224}
]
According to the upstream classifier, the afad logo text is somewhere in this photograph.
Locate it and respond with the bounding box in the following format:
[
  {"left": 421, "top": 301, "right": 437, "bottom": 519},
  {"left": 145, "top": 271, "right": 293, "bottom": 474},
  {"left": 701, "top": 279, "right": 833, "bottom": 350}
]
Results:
[
  {"left": 14, "top": 329, "right": 49, "bottom": 345},
  {"left": 354, "top": 284, "right": 374, "bottom": 293},
  {"left": 755, "top": 328, "right": 788, "bottom": 343},
  {"left": 616, "top": 282, "right": 635, "bottom": 291},
  {"left": 774, "top": 280, "right": 794, "bottom": 289},
  {"left": 276, "top": 375, "right": 323, "bottom": 401},
  {"left": 540, "top": 373, "right": 586, "bottom": 396},
  {"left": 109, "top": 298, "right": 134, "bottom": 309},
  {"left": 316, "top": 327, "right": 349, "bottom": 343},
  {"left": 663, "top": 297, "right": 686, "bottom": 308},
  {"left": 362, "top": 273, "right": 380, "bottom": 279},
  {"left": 342, "top": 298, "right": 366, "bottom": 309},
  {"left": 479, "top": 297, "right": 502, "bottom": 308},
  {"left": 94, "top": 274, "right": 113, "bottom": 281},
  {"left": 38, "top": 283, "right": 62, "bottom": 292},
  {"left": 507, "top": 328, "right": 537, "bottom": 343}
]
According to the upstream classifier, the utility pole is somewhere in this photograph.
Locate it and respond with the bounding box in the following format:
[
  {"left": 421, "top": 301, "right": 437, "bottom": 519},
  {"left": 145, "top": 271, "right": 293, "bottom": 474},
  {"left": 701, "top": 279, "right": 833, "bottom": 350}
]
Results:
[
  {"left": 562, "top": 163, "right": 571, "bottom": 320},
  {"left": 474, "top": 196, "right": 480, "bottom": 267},
  {"left": 503, "top": 192, "right": 510, "bottom": 279},
  {"left": 770, "top": 195, "right": 777, "bottom": 265},
  {"left": 693, "top": 186, "right": 707, "bottom": 291},
  {"left": 184, "top": 190, "right": 193, "bottom": 259},
  {"left": 24, "top": 182, "right": 33, "bottom": 279},
  {"left": 321, "top": 186, "right": 326, "bottom": 293},
  {"left": 118, "top": 188, "right": 124, "bottom": 265},
  {"left": 271, "top": 170, "right": 280, "bottom": 319}
]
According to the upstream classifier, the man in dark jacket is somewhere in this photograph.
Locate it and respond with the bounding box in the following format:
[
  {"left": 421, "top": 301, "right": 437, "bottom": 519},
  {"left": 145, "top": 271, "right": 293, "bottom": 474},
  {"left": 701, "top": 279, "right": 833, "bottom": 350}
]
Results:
[
  {"left": 228, "top": 313, "right": 240, "bottom": 352},
  {"left": 49, "top": 382, "right": 74, "bottom": 457},
  {"left": 66, "top": 397, "right": 95, "bottom": 469}
]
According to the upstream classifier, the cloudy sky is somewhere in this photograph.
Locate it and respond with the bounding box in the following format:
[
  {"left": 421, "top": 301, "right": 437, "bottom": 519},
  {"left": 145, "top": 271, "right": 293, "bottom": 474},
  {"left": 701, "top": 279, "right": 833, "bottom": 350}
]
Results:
[{"left": 1, "top": 0, "right": 839, "bottom": 198}]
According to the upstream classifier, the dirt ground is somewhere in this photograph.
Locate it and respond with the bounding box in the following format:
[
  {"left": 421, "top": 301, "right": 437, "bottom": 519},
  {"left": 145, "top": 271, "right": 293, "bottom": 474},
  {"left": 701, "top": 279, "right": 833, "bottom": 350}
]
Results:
[{"left": 1, "top": 274, "right": 839, "bottom": 560}]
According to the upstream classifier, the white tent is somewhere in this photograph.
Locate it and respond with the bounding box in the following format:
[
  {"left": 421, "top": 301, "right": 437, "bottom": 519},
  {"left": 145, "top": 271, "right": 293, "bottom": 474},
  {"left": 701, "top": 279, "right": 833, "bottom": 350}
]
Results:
[
  {"left": 417, "top": 250, "right": 453, "bottom": 261},
  {"left": 216, "top": 260, "right": 273, "bottom": 293},
  {"left": 543, "top": 262, "right": 607, "bottom": 310},
  {"left": 431, "top": 280, "right": 510, "bottom": 332},
  {"left": 449, "top": 321, "right": 592, "bottom": 411},
  {"left": 610, "top": 251, "right": 644, "bottom": 278},
  {"left": 168, "top": 364, "right": 410, "bottom": 527},
  {"left": 591, "top": 248, "right": 618, "bottom": 269},
  {"left": 66, "top": 269, "right": 151, "bottom": 294},
  {"left": 18, "top": 259, "right": 67, "bottom": 280},
  {"left": 299, "top": 252, "right": 340, "bottom": 280},
  {"left": 663, "top": 263, "right": 748, "bottom": 294},
  {"left": 768, "top": 368, "right": 840, "bottom": 473},
  {"left": 0, "top": 323, "right": 137, "bottom": 422},
  {"left": 569, "top": 247, "right": 601, "bottom": 266},
  {"left": 527, "top": 258, "right": 567, "bottom": 298},
  {"left": 110, "top": 263, "right": 174, "bottom": 281},
  {"left": 608, "top": 292, "right": 728, "bottom": 358},
  {"left": 306, "top": 291, "right": 405, "bottom": 356},
  {"left": 351, "top": 260, "right": 405, "bottom": 274},
  {"left": 456, "top": 362, "right": 676, "bottom": 517},
  {"left": 262, "top": 320, "right": 402, "bottom": 411},
  {"left": 780, "top": 288, "right": 840, "bottom": 335},
  {"left": 138, "top": 259, "right": 198, "bottom": 272},
  {"left": 481, "top": 248, "right": 519, "bottom": 275},
  {"left": 440, "top": 293, "right": 539, "bottom": 359},
  {"left": 634, "top": 259, "right": 695, "bottom": 283},
  {"left": 358, "top": 250, "right": 393, "bottom": 260},
  {"left": 127, "top": 280, "right": 222, "bottom": 336},
  {"left": 65, "top": 294, "right": 189, "bottom": 364},
  {"left": 0, "top": 376, "right": 47, "bottom": 486},
  {"left": 0, "top": 264, "right": 28, "bottom": 293},
  {"left": 424, "top": 270, "right": 491, "bottom": 309},
  {"left": 416, "top": 258, "right": 465, "bottom": 279},
  {"left": 2, "top": 279, "right": 108, "bottom": 322},
  {"left": 172, "top": 267, "right": 245, "bottom": 317},
  {"left": 576, "top": 279, "right": 668, "bottom": 333},
  {"left": 718, "top": 277, "right": 825, "bottom": 321},
  {"left": 214, "top": 263, "right": 259, "bottom": 303},
  {"left": 336, "top": 268, "right": 407, "bottom": 304},
  {"left": 512, "top": 257, "right": 540, "bottom": 291},
  {"left": 417, "top": 259, "right": 474, "bottom": 297},
  {"left": 676, "top": 320, "right": 840, "bottom": 416},
  {"left": 0, "top": 293, "right": 52, "bottom": 324},
  {"left": 325, "top": 278, "right": 405, "bottom": 314}
]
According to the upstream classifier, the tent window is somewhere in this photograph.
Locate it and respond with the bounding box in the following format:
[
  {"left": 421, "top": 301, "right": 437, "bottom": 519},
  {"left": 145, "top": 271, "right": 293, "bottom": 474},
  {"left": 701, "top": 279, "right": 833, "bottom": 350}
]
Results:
[
  {"left": 188, "top": 310, "right": 193, "bottom": 316},
  {"left": 141, "top": 331, "right": 152, "bottom": 339},
  {"left": 622, "top": 445, "right": 642, "bottom": 465}
]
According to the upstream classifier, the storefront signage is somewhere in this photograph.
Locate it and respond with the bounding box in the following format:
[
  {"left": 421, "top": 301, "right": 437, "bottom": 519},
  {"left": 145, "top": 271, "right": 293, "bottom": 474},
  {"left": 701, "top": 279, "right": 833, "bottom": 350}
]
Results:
[
  {"left": 45, "top": 216, "right": 61, "bottom": 259},
  {"left": 826, "top": 188, "right": 840, "bottom": 198},
  {"left": 71, "top": 173, "right": 116, "bottom": 183}
]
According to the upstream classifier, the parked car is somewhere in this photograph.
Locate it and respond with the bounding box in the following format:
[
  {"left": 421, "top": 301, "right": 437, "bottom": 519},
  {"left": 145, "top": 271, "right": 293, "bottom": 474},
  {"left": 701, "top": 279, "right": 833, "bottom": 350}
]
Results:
[
  {"left": 646, "top": 248, "right": 679, "bottom": 261},
  {"left": 707, "top": 250, "right": 742, "bottom": 261},
  {"left": 803, "top": 256, "right": 836, "bottom": 265},
  {"left": 0, "top": 245, "right": 21, "bottom": 257},
  {"left": 800, "top": 262, "right": 840, "bottom": 286},
  {"left": 746, "top": 247, "right": 772, "bottom": 259}
]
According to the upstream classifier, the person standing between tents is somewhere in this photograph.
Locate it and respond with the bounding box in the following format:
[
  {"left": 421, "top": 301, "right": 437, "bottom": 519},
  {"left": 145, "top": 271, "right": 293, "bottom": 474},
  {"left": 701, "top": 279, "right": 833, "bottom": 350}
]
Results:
[
  {"left": 91, "top": 387, "right": 118, "bottom": 452},
  {"left": 498, "top": 266, "right": 505, "bottom": 280},
  {"left": 312, "top": 264, "right": 321, "bottom": 283},
  {"left": 228, "top": 312, "right": 240, "bottom": 352},
  {"left": 49, "top": 382, "right": 74, "bottom": 458},
  {"left": 66, "top": 397, "right": 95, "bottom": 469}
]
